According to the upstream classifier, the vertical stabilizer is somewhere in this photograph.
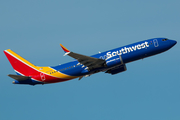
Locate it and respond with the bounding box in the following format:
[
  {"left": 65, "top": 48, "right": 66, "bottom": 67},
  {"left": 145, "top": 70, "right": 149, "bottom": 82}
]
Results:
[{"left": 4, "top": 49, "right": 37, "bottom": 76}]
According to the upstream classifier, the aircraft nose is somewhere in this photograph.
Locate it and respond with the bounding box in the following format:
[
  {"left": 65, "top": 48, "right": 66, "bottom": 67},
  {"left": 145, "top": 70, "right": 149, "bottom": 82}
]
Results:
[{"left": 170, "top": 40, "right": 177, "bottom": 46}]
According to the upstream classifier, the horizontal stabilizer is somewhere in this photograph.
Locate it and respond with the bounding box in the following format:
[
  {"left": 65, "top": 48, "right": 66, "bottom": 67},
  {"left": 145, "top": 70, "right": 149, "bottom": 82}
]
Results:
[{"left": 8, "top": 74, "right": 31, "bottom": 81}]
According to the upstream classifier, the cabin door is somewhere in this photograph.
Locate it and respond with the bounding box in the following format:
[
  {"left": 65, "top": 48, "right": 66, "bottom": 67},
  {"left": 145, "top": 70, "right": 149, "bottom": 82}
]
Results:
[{"left": 153, "top": 39, "right": 159, "bottom": 47}]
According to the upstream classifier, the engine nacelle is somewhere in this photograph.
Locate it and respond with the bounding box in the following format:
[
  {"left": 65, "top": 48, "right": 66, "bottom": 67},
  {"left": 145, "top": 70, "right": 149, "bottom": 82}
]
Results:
[{"left": 106, "top": 64, "right": 127, "bottom": 75}]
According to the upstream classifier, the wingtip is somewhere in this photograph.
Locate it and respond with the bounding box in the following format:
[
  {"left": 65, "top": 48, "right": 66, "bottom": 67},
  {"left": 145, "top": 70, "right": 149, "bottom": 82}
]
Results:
[{"left": 60, "top": 44, "right": 70, "bottom": 53}]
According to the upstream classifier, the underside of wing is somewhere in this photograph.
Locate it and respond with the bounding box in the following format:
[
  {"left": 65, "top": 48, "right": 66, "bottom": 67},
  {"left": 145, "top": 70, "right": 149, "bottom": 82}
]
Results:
[{"left": 68, "top": 52, "right": 105, "bottom": 70}]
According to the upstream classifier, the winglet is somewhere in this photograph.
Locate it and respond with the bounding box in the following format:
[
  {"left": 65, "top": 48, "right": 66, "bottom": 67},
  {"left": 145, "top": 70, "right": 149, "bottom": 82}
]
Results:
[{"left": 60, "top": 44, "right": 70, "bottom": 56}]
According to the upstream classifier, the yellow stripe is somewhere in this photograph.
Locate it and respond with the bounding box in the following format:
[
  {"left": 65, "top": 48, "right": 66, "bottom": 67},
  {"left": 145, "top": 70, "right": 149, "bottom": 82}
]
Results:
[
  {"left": 6, "top": 49, "right": 36, "bottom": 68},
  {"left": 37, "top": 66, "right": 78, "bottom": 79},
  {"left": 6, "top": 49, "right": 78, "bottom": 79}
]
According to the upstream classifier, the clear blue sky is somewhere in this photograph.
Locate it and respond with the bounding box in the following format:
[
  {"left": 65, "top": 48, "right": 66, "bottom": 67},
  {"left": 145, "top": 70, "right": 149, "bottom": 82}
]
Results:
[{"left": 0, "top": 0, "right": 180, "bottom": 120}]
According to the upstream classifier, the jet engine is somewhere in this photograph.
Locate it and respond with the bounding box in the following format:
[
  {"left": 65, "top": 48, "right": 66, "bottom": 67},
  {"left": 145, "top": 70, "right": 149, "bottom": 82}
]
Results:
[{"left": 105, "top": 64, "right": 127, "bottom": 75}]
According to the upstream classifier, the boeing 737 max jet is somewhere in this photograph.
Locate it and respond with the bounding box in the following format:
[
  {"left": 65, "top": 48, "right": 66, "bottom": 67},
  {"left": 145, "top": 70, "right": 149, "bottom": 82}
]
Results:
[{"left": 4, "top": 38, "right": 177, "bottom": 85}]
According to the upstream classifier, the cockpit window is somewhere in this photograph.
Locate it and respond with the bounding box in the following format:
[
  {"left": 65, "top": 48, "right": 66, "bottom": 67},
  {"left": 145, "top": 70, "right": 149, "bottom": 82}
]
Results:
[{"left": 162, "top": 38, "right": 168, "bottom": 41}]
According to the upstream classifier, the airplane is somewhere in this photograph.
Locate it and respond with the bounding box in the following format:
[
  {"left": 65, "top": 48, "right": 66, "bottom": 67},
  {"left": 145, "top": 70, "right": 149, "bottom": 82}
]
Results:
[{"left": 4, "top": 38, "right": 177, "bottom": 85}]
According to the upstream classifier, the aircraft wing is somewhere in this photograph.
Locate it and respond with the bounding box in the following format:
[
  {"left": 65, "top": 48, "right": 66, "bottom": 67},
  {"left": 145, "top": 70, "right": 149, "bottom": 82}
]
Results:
[{"left": 60, "top": 44, "right": 105, "bottom": 70}]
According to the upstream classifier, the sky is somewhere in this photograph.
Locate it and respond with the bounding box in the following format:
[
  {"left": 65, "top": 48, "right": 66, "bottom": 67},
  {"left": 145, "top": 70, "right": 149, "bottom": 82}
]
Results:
[{"left": 0, "top": 0, "right": 180, "bottom": 120}]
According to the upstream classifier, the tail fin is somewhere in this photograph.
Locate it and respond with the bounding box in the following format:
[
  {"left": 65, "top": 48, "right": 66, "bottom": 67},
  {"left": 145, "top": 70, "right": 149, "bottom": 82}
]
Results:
[{"left": 4, "top": 49, "right": 37, "bottom": 76}]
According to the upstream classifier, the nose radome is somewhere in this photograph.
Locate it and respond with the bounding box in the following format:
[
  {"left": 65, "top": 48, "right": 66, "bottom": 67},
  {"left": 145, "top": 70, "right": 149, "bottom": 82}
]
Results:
[{"left": 171, "top": 40, "right": 177, "bottom": 46}]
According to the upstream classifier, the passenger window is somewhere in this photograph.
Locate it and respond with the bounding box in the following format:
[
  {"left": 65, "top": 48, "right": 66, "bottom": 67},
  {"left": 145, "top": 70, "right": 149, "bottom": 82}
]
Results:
[{"left": 149, "top": 42, "right": 153, "bottom": 45}]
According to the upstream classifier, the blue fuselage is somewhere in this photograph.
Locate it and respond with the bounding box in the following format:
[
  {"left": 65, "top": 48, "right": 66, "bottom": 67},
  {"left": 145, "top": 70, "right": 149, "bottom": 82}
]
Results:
[{"left": 51, "top": 38, "right": 177, "bottom": 77}]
